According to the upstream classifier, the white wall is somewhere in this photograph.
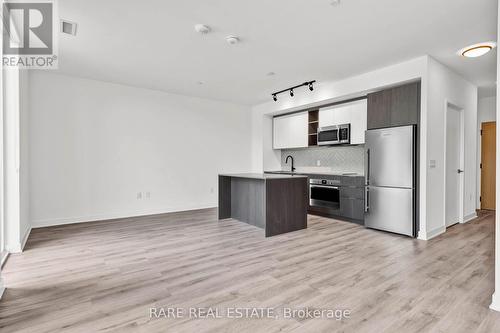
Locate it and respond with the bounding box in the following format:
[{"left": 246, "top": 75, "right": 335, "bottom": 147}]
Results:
[
  {"left": 425, "top": 57, "right": 478, "bottom": 238},
  {"left": 19, "top": 69, "right": 30, "bottom": 245},
  {"left": 3, "top": 67, "right": 30, "bottom": 252},
  {"left": 491, "top": 3, "right": 500, "bottom": 312},
  {"left": 29, "top": 72, "right": 252, "bottom": 227},
  {"left": 477, "top": 96, "right": 496, "bottom": 208}
]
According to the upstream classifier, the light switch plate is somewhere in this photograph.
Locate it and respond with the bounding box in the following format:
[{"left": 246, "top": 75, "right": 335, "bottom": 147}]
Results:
[{"left": 429, "top": 160, "right": 436, "bottom": 168}]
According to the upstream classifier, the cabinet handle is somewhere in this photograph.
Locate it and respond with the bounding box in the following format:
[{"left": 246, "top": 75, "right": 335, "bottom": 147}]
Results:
[
  {"left": 365, "top": 186, "right": 370, "bottom": 212},
  {"left": 366, "top": 149, "right": 371, "bottom": 185}
]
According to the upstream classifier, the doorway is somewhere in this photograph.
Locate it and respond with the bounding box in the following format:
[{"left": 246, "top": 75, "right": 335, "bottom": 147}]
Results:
[
  {"left": 481, "top": 121, "right": 496, "bottom": 210},
  {"left": 445, "top": 103, "right": 465, "bottom": 228}
]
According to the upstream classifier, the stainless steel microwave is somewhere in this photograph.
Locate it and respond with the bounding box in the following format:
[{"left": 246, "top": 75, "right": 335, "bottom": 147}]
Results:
[{"left": 318, "top": 124, "right": 350, "bottom": 146}]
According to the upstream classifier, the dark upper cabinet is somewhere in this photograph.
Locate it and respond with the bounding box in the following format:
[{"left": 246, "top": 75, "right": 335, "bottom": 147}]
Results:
[
  {"left": 367, "top": 82, "right": 420, "bottom": 129},
  {"left": 390, "top": 82, "right": 420, "bottom": 126},
  {"left": 367, "top": 89, "right": 391, "bottom": 129}
]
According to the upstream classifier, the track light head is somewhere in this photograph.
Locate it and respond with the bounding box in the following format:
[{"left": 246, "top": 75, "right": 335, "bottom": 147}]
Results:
[
  {"left": 309, "top": 83, "right": 314, "bottom": 91},
  {"left": 272, "top": 94, "right": 277, "bottom": 102},
  {"left": 290, "top": 89, "right": 294, "bottom": 97}
]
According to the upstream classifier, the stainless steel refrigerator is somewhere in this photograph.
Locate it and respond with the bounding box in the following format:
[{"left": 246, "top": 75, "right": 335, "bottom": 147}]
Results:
[{"left": 365, "top": 125, "right": 416, "bottom": 237}]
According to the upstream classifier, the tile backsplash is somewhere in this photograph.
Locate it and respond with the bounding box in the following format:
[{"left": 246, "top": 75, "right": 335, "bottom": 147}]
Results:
[{"left": 281, "top": 145, "right": 365, "bottom": 175}]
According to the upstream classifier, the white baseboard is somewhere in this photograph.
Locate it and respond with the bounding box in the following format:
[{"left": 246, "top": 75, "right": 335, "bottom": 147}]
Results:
[
  {"left": 462, "top": 212, "right": 478, "bottom": 224},
  {"left": 0, "top": 276, "right": 4, "bottom": 300},
  {"left": 21, "top": 226, "right": 31, "bottom": 250},
  {"left": 31, "top": 205, "right": 216, "bottom": 228},
  {"left": 417, "top": 225, "right": 446, "bottom": 241},
  {"left": 6, "top": 226, "right": 32, "bottom": 253},
  {"left": 490, "top": 293, "right": 500, "bottom": 312},
  {"left": 1, "top": 251, "right": 9, "bottom": 268}
]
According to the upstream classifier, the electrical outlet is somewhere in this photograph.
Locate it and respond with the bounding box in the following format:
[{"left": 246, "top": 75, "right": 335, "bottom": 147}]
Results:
[
  {"left": 317, "top": 160, "right": 321, "bottom": 166},
  {"left": 137, "top": 192, "right": 142, "bottom": 199}
]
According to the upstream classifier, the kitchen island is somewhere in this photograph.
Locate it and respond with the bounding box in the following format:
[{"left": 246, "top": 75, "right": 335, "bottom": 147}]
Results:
[{"left": 218, "top": 173, "right": 308, "bottom": 237}]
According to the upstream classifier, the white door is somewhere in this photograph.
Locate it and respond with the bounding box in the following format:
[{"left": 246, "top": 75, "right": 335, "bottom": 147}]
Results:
[{"left": 445, "top": 106, "right": 463, "bottom": 227}]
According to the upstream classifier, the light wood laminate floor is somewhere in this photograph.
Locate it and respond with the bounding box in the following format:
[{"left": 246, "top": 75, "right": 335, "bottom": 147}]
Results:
[{"left": 1, "top": 209, "right": 500, "bottom": 332}]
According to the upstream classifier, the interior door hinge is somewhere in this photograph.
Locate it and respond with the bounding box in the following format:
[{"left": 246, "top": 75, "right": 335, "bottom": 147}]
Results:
[
  {"left": 480, "top": 163, "right": 482, "bottom": 169},
  {"left": 480, "top": 196, "right": 482, "bottom": 202},
  {"left": 481, "top": 130, "right": 483, "bottom": 135}
]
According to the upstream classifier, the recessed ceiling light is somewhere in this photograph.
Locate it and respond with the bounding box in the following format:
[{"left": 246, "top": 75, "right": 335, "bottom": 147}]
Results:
[
  {"left": 459, "top": 42, "right": 496, "bottom": 58},
  {"left": 226, "top": 35, "right": 240, "bottom": 45},
  {"left": 194, "top": 24, "right": 211, "bottom": 34}
]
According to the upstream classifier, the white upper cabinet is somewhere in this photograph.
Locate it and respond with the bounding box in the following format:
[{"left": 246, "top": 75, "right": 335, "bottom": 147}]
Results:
[
  {"left": 318, "top": 99, "right": 367, "bottom": 144},
  {"left": 273, "top": 112, "right": 309, "bottom": 149}
]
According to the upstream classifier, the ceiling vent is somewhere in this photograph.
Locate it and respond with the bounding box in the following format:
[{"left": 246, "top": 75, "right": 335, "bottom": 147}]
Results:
[{"left": 61, "top": 20, "right": 77, "bottom": 36}]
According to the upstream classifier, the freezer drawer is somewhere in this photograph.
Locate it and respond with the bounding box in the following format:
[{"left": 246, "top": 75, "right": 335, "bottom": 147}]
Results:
[{"left": 365, "top": 186, "right": 414, "bottom": 237}]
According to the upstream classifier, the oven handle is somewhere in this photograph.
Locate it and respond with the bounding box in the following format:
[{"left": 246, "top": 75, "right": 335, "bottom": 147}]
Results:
[{"left": 310, "top": 185, "right": 340, "bottom": 190}]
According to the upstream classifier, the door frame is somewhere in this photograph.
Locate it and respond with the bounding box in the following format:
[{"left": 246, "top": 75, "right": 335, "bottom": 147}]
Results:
[
  {"left": 480, "top": 121, "right": 496, "bottom": 210},
  {"left": 443, "top": 100, "right": 465, "bottom": 226}
]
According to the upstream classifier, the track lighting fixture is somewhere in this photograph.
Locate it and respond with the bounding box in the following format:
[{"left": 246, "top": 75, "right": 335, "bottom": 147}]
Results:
[{"left": 270, "top": 80, "right": 316, "bottom": 102}]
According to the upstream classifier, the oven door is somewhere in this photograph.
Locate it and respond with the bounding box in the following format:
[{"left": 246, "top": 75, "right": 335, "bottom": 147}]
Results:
[
  {"left": 309, "top": 184, "right": 340, "bottom": 209},
  {"left": 318, "top": 127, "right": 339, "bottom": 145}
]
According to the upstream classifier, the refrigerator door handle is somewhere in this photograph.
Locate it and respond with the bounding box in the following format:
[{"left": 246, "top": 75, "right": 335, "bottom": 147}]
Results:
[
  {"left": 366, "top": 148, "right": 371, "bottom": 185},
  {"left": 365, "top": 186, "right": 370, "bottom": 212}
]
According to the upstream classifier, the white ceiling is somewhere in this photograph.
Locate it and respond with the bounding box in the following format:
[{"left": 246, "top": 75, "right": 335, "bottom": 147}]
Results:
[{"left": 56, "top": 0, "right": 498, "bottom": 105}]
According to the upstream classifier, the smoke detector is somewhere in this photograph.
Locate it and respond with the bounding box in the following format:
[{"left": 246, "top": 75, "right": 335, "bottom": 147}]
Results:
[
  {"left": 194, "top": 24, "right": 211, "bottom": 34},
  {"left": 61, "top": 19, "right": 77, "bottom": 36},
  {"left": 226, "top": 35, "right": 240, "bottom": 45}
]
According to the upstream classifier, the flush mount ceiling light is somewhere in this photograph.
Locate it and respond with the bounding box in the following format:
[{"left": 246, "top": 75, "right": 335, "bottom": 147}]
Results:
[
  {"left": 459, "top": 42, "right": 496, "bottom": 58},
  {"left": 330, "top": 0, "right": 341, "bottom": 6},
  {"left": 194, "top": 24, "right": 211, "bottom": 34},
  {"left": 271, "top": 80, "right": 316, "bottom": 102}
]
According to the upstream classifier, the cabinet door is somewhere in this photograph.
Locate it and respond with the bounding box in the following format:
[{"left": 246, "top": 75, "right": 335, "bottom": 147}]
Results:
[
  {"left": 318, "top": 108, "right": 334, "bottom": 127},
  {"left": 348, "top": 100, "right": 367, "bottom": 145},
  {"left": 390, "top": 82, "right": 420, "bottom": 126},
  {"left": 273, "top": 116, "right": 288, "bottom": 149},
  {"left": 367, "top": 89, "right": 391, "bottom": 129},
  {"left": 273, "top": 112, "right": 308, "bottom": 149},
  {"left": 288, "top": 112, "right": 309, "bottom": 148}
]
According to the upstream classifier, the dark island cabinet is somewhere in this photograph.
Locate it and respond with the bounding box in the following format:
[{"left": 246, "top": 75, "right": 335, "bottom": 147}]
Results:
[{"left": 367, "top": 82, "right": 420, "bottom": 129}]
